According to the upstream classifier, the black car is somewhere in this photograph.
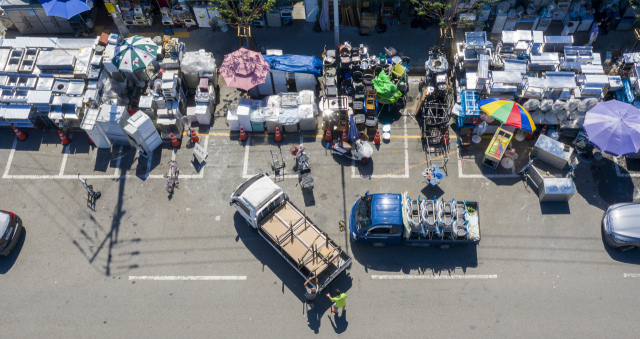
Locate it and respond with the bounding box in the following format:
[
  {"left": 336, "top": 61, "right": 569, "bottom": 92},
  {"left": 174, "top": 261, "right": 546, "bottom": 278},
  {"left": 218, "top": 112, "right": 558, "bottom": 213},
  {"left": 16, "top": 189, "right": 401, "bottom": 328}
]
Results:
[
  {"left": 0, "top": 210, "right": 22, "bottom": 256},
  {"left": 602, "top": 203, "right": 640, "bottom": 251}
]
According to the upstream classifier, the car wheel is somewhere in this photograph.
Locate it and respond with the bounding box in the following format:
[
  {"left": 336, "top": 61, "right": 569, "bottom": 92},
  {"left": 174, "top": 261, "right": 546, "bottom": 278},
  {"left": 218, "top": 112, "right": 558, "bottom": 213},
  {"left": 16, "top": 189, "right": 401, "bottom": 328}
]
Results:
[
  {"left": 372, "top": 242, "right": 387, "bottom": 248},
  {"left": 618, "top": 245, "right": 636, "bottom": 252},
  {"left": 439, "top": 244, "right": 451, "bottom": 250}
]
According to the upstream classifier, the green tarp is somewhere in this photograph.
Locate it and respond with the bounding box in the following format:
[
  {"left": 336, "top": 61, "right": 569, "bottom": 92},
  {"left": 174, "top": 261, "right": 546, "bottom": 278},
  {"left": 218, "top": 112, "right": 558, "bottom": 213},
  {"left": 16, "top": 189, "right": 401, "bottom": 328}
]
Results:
[{"left": 372, "top": 72, "right": 402, "bottom": 104}]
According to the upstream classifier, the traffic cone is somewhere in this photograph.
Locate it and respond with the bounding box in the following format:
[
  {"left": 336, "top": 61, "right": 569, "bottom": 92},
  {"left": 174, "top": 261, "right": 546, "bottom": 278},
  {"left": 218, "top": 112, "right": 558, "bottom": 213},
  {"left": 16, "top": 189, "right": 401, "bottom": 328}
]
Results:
[
  {"left": 373, "top": 130, "right": 381, "bottom": 144},
  {"left": 341, "top": 129, "right": 348, "bottom": 142},
  {"left": 467, "top": 128, "right": 472, "bottom": 141},
  {"left": 526, "top": 131, "right": 534, "bottom": 140},
  {"left": 539, "top": 125, "right": 547, "bottom": 139},
  {"left": 239, "top": 126, "right": 248, "bottom": 141},
  {"left": 11, "top": 126, "right": 27, "bottom": 141},
  {"left": 274, "top": 127, "right": 282, "bottom": 142},
  {"left": 170, "top": 133, "right": 180, "bottom": 147},
  {"left": 442, "top": 130, "right": 449, "bottom": 145},
  {"left": 190, "top": 128, "right": 200, "bottom": 143},
  {"left": 324, "top": 128, "right": 332, "bottom": 141},
  {"left": 58, "top": 130, "right": 70, "bottom": 146}
]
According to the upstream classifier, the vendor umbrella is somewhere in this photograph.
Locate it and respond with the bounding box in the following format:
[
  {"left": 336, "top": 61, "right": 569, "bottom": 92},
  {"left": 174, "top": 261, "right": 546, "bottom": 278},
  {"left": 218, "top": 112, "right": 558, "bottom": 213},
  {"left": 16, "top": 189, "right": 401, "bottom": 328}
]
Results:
[
  {"left": 584, "top": 100, "right": 640, "bottom": 156},
  {"left": 112, "top": 36, "right": 160, "bottom": 73},
  {"left": 348, "top": 115, "right": 360, "bottom": 142},
  {"left": 219, "top": 48, "right": 270, "bottom": 91},
  {"left": 39, "top": 0, "right": 90, "bottom": 19},
  {"left": 478, "top": 98, "right": 536, "bottom": 133}
]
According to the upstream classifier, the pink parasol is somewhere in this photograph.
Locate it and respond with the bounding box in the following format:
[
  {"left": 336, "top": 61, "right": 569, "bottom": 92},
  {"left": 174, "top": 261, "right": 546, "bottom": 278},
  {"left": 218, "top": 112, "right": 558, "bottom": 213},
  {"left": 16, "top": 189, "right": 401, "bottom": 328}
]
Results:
[{"left": 219, "top": 48, "right": 270, "bottom": 91}]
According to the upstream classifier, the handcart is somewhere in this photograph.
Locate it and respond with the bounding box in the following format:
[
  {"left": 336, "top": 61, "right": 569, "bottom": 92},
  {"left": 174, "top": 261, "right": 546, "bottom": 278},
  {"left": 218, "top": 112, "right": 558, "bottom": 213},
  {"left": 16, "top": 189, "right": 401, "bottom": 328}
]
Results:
[
  {"left": 269, "top": 149, "right": 286, "bottom": 182},
  {"left": 420, "top": 100, "right": 451, "bottom": 169}
]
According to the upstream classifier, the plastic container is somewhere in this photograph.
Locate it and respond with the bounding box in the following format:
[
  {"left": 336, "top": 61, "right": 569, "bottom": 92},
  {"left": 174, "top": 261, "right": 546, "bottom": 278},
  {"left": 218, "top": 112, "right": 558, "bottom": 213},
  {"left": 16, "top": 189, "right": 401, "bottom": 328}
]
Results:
[{"left": 227, "top": 108, "right": 240, "bottom": 131}]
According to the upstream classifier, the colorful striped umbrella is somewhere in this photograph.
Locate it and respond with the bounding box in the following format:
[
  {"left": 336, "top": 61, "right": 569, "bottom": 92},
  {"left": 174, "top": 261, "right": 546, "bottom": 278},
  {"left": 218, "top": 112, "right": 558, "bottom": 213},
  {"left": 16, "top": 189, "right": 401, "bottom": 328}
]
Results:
[{"left": 478, "top": 98, "right": 536, "bottom": 133}]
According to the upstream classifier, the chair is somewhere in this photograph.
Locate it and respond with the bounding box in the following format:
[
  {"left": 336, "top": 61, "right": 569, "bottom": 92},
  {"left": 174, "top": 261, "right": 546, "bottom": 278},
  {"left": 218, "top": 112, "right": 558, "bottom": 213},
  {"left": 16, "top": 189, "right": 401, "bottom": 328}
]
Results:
[
  {"left": 391, "top": 63, "right": 406, "bottom": 78},
  {"left": 352, "top": 71, "right": 363, "bottom": 83},
  {"left": 374, "top": 66, "right": 383, "bottom": 77}
]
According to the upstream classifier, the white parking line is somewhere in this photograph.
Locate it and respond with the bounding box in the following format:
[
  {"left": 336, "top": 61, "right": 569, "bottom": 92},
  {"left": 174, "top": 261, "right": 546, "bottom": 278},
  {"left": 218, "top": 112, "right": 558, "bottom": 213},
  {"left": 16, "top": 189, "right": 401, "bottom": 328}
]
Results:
[
  {"left": 58, "top": 143, "right": 70, "bottom": 176},
  {"left": 457, "top": 147, "right": 519, "bottom": 179},
  {"left": 129, "top": 276, "right": 247, "bottom": 281},
  {"left": 623, "top": 273, "right": 640, "bottom": 278},
  {"left": 242, "top": 134, "right": 299, "bottom": 179},
  {"left": 351, "top": 116, "right": 410, "bottom": 179},
  {"left": 371, "top": 274, "right": 498, "bottom": 280},
  {"left": 2, "top": 135, "right": 208, "bottom": 180}
]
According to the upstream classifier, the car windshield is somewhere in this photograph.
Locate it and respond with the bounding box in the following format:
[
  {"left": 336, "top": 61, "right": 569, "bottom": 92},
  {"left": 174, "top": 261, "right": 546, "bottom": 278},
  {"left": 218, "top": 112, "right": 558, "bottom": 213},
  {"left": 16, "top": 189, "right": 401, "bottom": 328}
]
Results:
[
  {"left": 0, "top": 212, "right": 10, "bottom": 249},
  {"left": 355, "top": 196, "right": 373, "bottom": 232}
]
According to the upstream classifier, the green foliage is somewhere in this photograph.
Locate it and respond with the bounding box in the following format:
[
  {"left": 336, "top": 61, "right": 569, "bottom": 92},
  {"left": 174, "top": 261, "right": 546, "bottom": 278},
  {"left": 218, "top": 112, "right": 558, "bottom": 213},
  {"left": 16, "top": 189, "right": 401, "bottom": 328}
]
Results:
[
  {"left": 410, "top": 0, "right": 498, "bottom": 30},
  {"left": 466, "top": 206, "right": 476, "bottom": 215},
  {"left": 208, "top": 0, "right": 276, "bottom": 27}
]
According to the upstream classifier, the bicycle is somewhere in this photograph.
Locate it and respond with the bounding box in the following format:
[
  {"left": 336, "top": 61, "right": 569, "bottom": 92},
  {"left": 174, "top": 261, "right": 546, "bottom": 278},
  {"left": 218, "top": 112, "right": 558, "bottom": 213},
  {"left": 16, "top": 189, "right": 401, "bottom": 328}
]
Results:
[
  {"left": 163, "top": 160, "right": 179, "bottom": 194},
  {"left": 78, "top": 174, "right": 101, "bottom": 200}
]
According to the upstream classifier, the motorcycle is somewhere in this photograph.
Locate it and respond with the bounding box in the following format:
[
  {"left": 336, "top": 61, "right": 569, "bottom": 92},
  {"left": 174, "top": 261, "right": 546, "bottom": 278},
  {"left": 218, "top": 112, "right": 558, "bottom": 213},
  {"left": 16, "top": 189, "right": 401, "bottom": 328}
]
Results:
[
  {"left": 331, "top": 139, "right": 373, "bottom": 164},
  {"left": 289, "top": 144, "right": 314, "bottom": 190}
]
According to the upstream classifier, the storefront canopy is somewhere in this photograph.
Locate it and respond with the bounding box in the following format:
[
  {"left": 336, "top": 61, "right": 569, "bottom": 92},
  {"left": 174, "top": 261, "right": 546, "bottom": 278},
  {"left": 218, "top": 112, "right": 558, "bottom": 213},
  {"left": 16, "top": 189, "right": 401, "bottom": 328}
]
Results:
[{"left": 262, "top": 55, "right": 323, "bottom": 78}]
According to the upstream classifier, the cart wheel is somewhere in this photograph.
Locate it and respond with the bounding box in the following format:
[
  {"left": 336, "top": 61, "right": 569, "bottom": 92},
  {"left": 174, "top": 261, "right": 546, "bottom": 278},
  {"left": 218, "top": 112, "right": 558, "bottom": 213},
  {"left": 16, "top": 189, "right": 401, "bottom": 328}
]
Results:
[
  {"left": 93, "top": 191, "right": 101, "bottom": 199},
  {"left": 361, "top": 157, "right": 370, "bottom": 165},
  {"left": 438, "top": 244, "right": 451, "bottom": 250},
  {"left": 372, "top": 242, "right": 387, "bottom": 248}
]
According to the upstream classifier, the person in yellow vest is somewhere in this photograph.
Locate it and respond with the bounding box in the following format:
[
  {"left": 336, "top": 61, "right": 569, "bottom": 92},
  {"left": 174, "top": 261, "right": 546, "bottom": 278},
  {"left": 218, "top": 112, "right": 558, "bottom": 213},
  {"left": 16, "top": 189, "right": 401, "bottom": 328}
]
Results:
[{"left": 326, "top": 289, "right": 347, "bottom": 314}]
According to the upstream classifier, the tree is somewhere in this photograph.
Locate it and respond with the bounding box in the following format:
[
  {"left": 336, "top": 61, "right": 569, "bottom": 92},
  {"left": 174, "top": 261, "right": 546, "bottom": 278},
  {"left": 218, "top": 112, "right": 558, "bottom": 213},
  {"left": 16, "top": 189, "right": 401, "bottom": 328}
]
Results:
[
  {"left": 410, "top": 0, "right": 497, "bottom": 36},
  {"left": 208, "top": 0, "right": 276, "bottom": 48}
]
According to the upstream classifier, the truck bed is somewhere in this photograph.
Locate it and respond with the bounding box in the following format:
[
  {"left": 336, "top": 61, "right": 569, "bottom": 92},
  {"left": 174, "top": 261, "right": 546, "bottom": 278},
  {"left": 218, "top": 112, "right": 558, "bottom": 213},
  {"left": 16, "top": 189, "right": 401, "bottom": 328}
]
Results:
[
  {"left": 405, "top": 201, "right": 481, "bottom": 246},
  {"left": 258, "top": 200, "right": 351, "bottom": 291}
]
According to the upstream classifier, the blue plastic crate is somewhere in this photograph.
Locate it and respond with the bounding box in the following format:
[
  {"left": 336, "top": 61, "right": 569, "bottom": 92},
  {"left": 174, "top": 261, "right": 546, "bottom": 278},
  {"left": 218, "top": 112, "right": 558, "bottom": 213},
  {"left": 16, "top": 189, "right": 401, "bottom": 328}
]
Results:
[{"left": 458, "top": 90, "right": 482, "bottom": 128}]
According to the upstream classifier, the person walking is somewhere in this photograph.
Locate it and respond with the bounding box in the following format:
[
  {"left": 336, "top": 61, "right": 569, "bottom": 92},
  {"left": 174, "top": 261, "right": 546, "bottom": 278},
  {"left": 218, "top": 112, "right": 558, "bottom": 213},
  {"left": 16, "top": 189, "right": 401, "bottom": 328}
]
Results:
[
  {"left": 326, "top": 289, "right": 347, "bottom": 314},
  {"left": 304, "top": 276, "right": 318, "bottom": 309}
]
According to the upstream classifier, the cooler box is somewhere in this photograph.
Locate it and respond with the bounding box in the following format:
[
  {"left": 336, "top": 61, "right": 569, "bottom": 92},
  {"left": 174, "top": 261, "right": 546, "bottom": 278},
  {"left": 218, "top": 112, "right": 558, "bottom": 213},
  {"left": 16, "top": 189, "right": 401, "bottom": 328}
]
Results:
[
  {"left": 195, "top": 104, "right": 212, "bottom": 125},
  {"left": 264, "top": 106, "right": 281, "bottom": 133},
  {"left": 227, "top": 108, "right": 240, "bottom": 131},
  {"left": 283, "top": 123, "right": 299, "bottom": 132},
  {"left": 279, "top": 106, "right": 300, "bottom": 133},
  {"left": 298, "top": 104, "right": 317, "bottom": 131},
  {"left": 236, "top": 98, "right": 253, "bottom": 132}
]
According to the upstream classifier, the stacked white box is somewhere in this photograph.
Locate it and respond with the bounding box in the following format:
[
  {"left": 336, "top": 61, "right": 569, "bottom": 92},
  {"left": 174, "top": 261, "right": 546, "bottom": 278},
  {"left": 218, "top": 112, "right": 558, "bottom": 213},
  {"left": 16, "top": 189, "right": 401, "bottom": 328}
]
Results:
[
  {"left": 124, "top": 112, "right": 162, "bottom": 154},
  {"left": 81, "top": 108, "right": 111, "bottom": 148},
  {"left": 96, "top": 104, "right": 131, "bottom": 146},
  {"left": 236, "top": 97, "right": 252, "bottom": 131},
  {"left": 194, "top": 104, "right": 211, "bottom": 125}
]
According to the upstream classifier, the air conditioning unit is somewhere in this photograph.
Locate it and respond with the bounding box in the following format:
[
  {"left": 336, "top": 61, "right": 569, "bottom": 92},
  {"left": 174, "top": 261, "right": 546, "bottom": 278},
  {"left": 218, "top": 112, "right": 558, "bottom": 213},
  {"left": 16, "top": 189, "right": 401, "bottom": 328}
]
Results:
[
  {"left": 184, "top": 18, "right": 196, "bottom": 25},
  {"left": 162, "top": 16, "right": 173, "bottom": 25},
  {"left": 253, "top": 18, "right": 265, "bottom": 27},
  {"left": 134, "top": 15, "right": 144, "bottom": 20},
  {"left": 136, "top": 19, "right": 146, "bottom": 25},
  {"left": 125, "top": 20, "right": 136, "bottom": 25}
]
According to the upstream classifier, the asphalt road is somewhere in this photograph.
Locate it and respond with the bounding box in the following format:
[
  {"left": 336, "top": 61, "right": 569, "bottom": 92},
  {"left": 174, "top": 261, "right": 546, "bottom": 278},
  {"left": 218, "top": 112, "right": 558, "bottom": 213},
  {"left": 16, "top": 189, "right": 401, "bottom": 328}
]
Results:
[{"left": 1, "top": 84, "right": 640, "bottom": 338}]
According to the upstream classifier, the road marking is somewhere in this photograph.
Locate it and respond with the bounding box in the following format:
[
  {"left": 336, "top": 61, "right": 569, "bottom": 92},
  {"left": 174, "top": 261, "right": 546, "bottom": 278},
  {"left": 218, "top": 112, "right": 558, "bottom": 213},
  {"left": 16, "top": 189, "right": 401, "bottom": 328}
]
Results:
[
  {"left": 371, "top": 274, "right": 498, "bottom": 280},
  {"left": 2, "top": 136, "right": 17, "bottom": 178},
  {"left": 457, "top": 146, "right": 519, "bottom": 179},
  {"left": 2, "top": 135, "right": 209, "bottom": 180},
  {"left": 129, "top": 276, "right": 247, "bottom": 281},
  {"left": 352, "top": 116, "right": 410, "bottom": 179},
  {"left": 623, "top": 273, "right": 640, "bottom": 278},
  {"left": 242, "top": 134, "right": 297, "bottom": 179},
  {"left": 59, "top": 142, "right": 70, "bottom": 176},
  {"left": 113, "top": 146, "right": 123, "bottom": 177}
]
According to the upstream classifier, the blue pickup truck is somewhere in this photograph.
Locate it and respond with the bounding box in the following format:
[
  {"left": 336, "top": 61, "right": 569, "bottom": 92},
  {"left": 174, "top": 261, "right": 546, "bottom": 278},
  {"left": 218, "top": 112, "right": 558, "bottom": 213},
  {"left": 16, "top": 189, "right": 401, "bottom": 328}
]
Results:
[{"left": 349, "top": 192, "right": 481, "bottom": 249}]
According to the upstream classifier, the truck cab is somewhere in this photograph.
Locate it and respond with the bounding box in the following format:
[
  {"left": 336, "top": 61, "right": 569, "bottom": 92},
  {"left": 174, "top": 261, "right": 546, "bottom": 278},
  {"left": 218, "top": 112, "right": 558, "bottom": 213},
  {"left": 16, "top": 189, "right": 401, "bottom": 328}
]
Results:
[
  {"left": 349, "top": 193, "right": 404, "bottom": 247},
  {"left": 230, "top": 173, "right": 285, "bottom": 228}
]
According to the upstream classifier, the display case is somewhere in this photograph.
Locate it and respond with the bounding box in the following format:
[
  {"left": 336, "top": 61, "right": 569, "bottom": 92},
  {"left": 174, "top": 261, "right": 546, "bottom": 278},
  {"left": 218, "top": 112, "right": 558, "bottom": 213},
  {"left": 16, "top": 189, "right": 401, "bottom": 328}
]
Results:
[
  {"left": 483, "top": 128, "right": 513, "bottom": 169},
  {"left": 530, "top": 134, "right": 573, "bottom": 169}
]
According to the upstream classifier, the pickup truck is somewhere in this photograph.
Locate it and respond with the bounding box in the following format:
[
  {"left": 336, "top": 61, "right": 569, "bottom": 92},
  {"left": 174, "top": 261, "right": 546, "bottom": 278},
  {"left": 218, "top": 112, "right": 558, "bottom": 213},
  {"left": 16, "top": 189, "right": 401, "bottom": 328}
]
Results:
[
  {"left": 349, "top": 192, "right": 481, "bottom": 249},
  {"left": 230, "top": 173, "right": 352, "bottom": 291}
]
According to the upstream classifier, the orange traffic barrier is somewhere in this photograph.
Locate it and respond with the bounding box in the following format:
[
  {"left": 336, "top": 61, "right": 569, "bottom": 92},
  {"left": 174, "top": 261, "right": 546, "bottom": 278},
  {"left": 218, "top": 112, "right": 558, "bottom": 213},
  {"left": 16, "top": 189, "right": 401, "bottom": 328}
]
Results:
[
  {"left": 539, "top": 125, "right": 547, "bottom": 139},
  {"left": 58, "top": 130, "right": 70, "bottom": 146},
  {"left": 190, "top": 128, "right": 200, "bottom": 143},
  {"left": 239, "top": 126, "right": 248, "bottom": 141},
  {"left": 274, "top": 127, "right": 283, "bottom": 142},
  {"left": 12, "top": 126, "right": 27, "bottom": 141},
  {"left": 341, "top": 129, "right": 348, "bottom": 142},
  {"left": 373, "top": 130, "right": 381, "bottom": 144},
  {"left": 324, "top": 128, "right": 332, "bottom": 141},
  {"left": 170, "top": 133, "right": 180, "bottom": 147},
  {"left": 442, "top": 130, "right": 449, "bottom": 145}
]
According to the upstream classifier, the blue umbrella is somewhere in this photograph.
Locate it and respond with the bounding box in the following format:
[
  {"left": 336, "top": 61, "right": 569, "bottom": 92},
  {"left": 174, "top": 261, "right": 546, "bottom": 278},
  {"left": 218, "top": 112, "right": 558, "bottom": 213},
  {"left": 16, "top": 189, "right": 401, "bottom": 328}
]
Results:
[
  {"left": 584, "top": 100, "right": 640, "bottom": 156},
  {"left": 348, "top": 115, "right": 360, "bottom": 143},
  {"left": 39, "top": 0, "right": 91, "bottom": 19}
]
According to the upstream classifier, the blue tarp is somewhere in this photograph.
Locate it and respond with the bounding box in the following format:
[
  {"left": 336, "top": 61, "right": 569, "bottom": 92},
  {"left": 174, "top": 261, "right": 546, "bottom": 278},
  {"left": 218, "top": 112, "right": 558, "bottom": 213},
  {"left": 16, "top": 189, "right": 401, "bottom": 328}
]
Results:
[{"left": 262, "top": 55, "right": 323, "bottom": 78}]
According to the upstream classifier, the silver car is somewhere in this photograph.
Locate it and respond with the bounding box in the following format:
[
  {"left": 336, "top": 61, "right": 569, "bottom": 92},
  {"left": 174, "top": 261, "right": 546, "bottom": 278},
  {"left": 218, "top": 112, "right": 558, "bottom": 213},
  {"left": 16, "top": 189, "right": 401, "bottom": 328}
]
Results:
[{"left": 602, "top": 203, "right": 640, "bottom": 251}]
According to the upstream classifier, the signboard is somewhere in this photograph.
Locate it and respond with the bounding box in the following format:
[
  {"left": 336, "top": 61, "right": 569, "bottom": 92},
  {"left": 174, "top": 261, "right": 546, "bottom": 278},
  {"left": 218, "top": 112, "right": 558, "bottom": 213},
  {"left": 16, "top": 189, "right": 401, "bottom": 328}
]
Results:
[{"left": 193, "top": 142, "right": 208, "bottom": 163}]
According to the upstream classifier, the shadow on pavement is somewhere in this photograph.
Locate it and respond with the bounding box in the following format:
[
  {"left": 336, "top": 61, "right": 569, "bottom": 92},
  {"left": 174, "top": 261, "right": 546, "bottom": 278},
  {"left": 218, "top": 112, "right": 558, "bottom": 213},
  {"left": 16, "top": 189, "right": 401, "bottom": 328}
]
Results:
[
  {"left": 0, "top": 228, "right": 25, "bottom": 274},
  {"left": 575, "top": 157, "right": 634, "bottom": 211},
  {"left": 601, "top": 228, "right": 640, "bottom": 265},
  {"left": 350, "top": 242, "right": 477, "bottom": 275}
]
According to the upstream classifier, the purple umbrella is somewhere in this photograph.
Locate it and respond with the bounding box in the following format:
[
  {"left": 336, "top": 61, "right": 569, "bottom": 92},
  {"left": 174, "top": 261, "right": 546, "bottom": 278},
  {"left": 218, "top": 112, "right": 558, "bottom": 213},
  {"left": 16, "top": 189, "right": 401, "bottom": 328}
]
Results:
[{"left": 584, "top": 100, "right": 640, "bottom": 156}]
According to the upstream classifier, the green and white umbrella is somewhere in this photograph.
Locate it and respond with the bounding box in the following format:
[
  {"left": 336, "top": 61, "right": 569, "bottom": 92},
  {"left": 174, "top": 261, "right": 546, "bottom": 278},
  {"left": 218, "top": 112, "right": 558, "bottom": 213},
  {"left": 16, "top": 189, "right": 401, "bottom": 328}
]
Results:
[{"left": 111, "top": 36, "right": 160, "bottom": 73}]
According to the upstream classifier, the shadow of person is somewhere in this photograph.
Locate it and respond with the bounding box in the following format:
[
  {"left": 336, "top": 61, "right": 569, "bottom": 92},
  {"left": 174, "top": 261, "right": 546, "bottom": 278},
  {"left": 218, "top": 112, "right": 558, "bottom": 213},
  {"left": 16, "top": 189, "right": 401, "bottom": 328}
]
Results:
[
  {"left": 304, "top": 305, "right": 322, "bottom": 334},
  {"left": 328, "top": 309, "right": 348, "bottom": 334}
]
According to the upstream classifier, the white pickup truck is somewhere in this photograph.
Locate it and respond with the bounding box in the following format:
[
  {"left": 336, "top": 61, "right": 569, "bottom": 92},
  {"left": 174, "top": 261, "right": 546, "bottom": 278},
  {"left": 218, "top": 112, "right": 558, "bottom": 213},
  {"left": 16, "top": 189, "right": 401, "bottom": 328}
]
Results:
[{"left": 230, "top": 173, "right": 352, "bottom": 291}]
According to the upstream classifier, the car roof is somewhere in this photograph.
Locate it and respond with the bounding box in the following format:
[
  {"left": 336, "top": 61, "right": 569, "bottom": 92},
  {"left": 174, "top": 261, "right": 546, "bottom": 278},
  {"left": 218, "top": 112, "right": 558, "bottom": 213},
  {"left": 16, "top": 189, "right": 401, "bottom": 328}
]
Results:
[
  {"left": 609, "top": 203, "right": 640, "bottom": 238},
  {"left": 371, "top": 193, "right": 402, "bottom": 226},
  {"left": 240, "top": 175, "right": 282, "bottom": 210}
]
